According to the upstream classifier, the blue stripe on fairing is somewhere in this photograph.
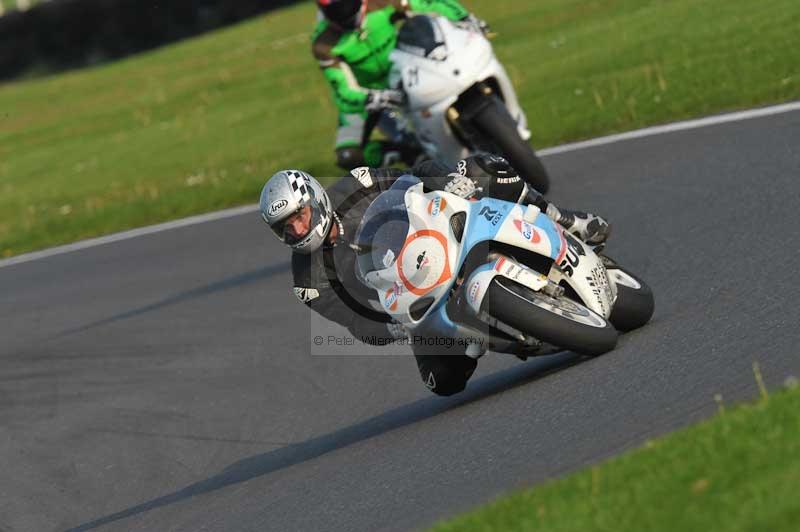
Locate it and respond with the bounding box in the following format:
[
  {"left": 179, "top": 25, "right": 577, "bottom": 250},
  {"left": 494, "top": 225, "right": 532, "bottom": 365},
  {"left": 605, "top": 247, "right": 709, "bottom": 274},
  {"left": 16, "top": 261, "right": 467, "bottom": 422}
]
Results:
[
  {"left": 427, "top": 259, "right": 498, "bottom": 337},
  {"left": 426, "top": 306, "right": 459, "bottom": 337},
  {"left": 462, "top": 198, "right": 509, "bottom": 247},
  {"left": 470, "top": 261, "right": 497, "bottom": 276},
  {"left": 425, "top": 199, "right": 510, "bottom": 336}
]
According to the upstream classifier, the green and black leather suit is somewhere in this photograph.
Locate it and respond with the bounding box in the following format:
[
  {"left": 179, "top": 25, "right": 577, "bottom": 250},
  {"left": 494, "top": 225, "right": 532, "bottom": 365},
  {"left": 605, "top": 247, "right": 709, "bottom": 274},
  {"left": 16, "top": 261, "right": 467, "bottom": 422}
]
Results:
[{"left": 312, "top": 0, "right": 471, "bottom": 169}]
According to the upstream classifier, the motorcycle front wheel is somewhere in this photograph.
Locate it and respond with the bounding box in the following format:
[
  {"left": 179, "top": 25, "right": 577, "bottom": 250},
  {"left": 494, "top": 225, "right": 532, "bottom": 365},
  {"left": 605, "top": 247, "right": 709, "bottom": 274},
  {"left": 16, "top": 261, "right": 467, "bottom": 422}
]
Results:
[
  {"left": 472, "top": 95, "right": 551, "bottom": 194},
  {"left": 482, "top": 277, "right": 618, "bottom": 356}
]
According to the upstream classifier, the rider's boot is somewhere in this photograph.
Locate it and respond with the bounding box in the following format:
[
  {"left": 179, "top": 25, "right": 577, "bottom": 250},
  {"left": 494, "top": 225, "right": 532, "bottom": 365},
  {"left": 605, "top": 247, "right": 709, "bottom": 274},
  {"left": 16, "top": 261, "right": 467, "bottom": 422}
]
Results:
[
  {"left": 519, "top": 184, "right": 611, "bottom": 245},
  {"left": 545, "top": 204, "right": 611, "bottom": 245}
]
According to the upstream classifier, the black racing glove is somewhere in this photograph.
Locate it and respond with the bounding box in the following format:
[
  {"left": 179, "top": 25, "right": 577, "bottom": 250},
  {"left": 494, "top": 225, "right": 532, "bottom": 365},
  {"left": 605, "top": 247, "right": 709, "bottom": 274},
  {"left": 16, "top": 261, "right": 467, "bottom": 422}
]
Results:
[
  {"left": 446, "top": 154, "right": 525, "bottom": 201},
  {"left": 365, "top": 89, "right": 406, "bottom": 113},
  {"left": 456, "top": 14, "right": 492, "bottom": 36},
  {"left": 457, "top": 153, "right": 517, "bottom": 180}
]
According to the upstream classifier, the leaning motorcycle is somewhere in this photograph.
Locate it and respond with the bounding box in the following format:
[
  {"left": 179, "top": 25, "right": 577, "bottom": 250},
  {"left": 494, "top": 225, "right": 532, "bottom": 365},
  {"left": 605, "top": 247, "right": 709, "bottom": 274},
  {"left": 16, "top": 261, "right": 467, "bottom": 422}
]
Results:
[
  {"left": 388, "top": 14, "right": 551, "bottom": 194},
  {"left": 354, "top": 176, "right": 654, "bottom": 358}
]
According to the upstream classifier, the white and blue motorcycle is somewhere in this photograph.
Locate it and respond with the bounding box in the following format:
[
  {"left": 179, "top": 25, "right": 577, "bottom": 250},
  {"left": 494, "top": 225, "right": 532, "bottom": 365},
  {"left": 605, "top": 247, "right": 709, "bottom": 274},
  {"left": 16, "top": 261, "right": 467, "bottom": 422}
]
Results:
[{"left": 354, "top": 176, "right": 654, "bottom": 358}]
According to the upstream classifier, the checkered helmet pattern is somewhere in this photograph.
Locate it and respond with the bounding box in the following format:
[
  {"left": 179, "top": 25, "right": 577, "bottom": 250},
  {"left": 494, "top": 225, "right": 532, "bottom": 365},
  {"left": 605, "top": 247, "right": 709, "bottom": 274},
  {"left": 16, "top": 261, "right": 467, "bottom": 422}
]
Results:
[
  {"left": 286, "top": 170, "right": 313, "bottom": 204},
  {"left": 259, "top": 170, "right": 333, "bottom": 255}
]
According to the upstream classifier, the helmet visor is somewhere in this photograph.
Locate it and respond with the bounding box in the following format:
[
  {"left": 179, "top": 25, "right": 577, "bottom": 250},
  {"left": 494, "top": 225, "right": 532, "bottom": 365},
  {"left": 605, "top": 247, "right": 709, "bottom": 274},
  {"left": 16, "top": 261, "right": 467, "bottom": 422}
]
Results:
[{"left": 268, "top": 201, "right": 326, "bottom": 246}]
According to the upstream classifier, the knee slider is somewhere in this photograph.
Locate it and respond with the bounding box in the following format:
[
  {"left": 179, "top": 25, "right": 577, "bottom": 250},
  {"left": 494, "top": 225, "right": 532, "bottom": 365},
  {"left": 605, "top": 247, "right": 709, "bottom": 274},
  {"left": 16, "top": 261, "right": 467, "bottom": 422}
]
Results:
[{"left": 421, "top": 366, "right": 470, "bottom": 396}]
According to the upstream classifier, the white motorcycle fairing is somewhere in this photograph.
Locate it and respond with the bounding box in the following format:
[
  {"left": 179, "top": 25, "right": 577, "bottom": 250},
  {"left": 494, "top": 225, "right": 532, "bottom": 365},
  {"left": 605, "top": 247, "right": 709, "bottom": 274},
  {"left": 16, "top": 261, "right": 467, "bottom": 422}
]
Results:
[
  {"left": 360, "top": 177, "right": 618, "bottom": 352},
  {"left": 388, "top": 16, "right": 531, "bottom": 166}
]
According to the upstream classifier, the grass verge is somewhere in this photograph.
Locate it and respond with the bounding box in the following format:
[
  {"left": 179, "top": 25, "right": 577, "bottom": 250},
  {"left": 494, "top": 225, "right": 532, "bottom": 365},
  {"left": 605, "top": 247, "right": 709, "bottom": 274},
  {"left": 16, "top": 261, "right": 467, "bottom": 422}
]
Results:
[
  {"left": 430, "top": 381, "right": 800, "bottom": 532},
  {"left": 1, "top": 0, "right": 799, "bottom": 256},
  {"left": 0, "top": 0, "right": 44, "bottom": 13}
]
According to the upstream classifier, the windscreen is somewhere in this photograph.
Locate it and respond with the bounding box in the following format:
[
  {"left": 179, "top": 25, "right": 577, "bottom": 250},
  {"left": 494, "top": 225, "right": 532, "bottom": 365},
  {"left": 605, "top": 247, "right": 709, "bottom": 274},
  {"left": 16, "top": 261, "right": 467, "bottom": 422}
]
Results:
[
  {"left": 396, "top": 15, "right": 446, "bottom": 59},
  {"left": 354, "top": 175, "right": 421, "bottom": 281}
]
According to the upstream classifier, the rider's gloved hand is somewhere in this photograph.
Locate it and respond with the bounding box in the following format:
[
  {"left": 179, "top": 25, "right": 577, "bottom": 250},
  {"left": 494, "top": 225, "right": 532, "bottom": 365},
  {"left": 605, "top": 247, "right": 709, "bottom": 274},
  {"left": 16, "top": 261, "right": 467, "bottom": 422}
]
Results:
[
  {"left": 545, "top": 204, "right": 611, "bottom": 245},
  {"left": 455, "top": 153, "right": 525, "bottom": 201},
  {"left": 456, "top": 14, "right": 491, "bottom": 36},
  {"left": 444, "top": 173, "right": 478, "bottom": 199},
  {"left": 365, "top": 89, "right": 406, "bottom": 113},
  {"left": 458, "top": 153, "right": 517, "bottom": 179}
]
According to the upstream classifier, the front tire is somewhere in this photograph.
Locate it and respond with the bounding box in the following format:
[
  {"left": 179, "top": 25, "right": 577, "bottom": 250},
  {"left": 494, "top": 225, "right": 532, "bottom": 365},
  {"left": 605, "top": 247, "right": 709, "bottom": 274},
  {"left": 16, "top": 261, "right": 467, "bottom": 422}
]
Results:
[
  {"left": 472, "top": 95, "right": 551, "bottom": 194},
  {"left": 483, "top": 277, "right": 618, "bottom": 356}
]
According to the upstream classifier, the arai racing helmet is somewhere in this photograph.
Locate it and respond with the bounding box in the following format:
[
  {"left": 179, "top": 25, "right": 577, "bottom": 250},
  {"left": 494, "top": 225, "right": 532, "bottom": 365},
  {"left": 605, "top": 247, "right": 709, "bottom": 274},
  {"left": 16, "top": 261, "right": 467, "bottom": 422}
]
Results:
[{"left": 260, "top": 170, "right": 334, "bottom": 255}]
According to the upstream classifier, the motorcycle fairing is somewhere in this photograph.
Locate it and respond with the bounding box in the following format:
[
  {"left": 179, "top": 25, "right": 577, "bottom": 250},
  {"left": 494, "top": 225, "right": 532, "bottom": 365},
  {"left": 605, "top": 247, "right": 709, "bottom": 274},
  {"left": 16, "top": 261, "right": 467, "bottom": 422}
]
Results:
[
  {"left": 372, "top": 185, "right": 562, "bottom": 324},
  {"left": 369, "top": 182, "right": 614, "bottom": 345},
  {"left": 388, "top": 15, "right": 531, "bottom": 166}
]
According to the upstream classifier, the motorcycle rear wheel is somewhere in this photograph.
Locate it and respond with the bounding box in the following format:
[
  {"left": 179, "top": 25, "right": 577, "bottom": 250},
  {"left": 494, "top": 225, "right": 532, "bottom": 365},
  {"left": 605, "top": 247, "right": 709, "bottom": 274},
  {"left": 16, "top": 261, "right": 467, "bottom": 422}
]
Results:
[
  {"left": 605, "top": 264, "right": 655, "bottom": 332},
  {"left": 482, "top": 277, "right": 618, "bottom": 356},
  {"left": 472, "top": 95, "right": 551, "bottom": 194}
]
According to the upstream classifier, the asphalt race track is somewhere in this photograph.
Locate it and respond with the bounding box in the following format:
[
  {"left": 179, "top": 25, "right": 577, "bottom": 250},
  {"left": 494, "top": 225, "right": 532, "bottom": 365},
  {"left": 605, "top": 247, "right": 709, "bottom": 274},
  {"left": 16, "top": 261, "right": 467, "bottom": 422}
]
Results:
[{"left": 1, "top": 108, "right": 799, "bottom": 532}]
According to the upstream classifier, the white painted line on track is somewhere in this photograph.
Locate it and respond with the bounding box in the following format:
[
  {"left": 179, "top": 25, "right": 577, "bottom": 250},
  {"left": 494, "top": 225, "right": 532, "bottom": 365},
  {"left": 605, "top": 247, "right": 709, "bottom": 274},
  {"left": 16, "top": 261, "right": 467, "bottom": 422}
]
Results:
[
  {"left": 0, "top": 204, "right": 259, "bottom": 269},
  {"left": 2, "top": 101, "right": 798, "bottom": 270},
  {"left": 538, "top": 101, "right": 800, "bottom": 156}
]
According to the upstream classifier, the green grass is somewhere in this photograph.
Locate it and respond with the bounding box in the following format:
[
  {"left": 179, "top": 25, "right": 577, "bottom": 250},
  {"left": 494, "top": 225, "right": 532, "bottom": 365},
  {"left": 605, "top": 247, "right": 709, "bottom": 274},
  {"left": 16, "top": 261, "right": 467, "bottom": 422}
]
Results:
[
  {"left": 1, "top": 0, "right": 799, "bottom": 256},
  {"left": 431, "top": 383, "right": 800, "bottom": 532},
  {"left": 0, "top": 0, "right": 46, "bottom": 13}
]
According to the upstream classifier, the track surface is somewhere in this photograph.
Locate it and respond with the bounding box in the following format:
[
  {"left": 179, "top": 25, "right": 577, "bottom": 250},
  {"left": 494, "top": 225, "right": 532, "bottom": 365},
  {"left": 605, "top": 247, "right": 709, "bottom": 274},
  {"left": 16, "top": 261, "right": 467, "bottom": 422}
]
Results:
[{"left": 1, "top": 110, "right": 799, "bottom": 532}]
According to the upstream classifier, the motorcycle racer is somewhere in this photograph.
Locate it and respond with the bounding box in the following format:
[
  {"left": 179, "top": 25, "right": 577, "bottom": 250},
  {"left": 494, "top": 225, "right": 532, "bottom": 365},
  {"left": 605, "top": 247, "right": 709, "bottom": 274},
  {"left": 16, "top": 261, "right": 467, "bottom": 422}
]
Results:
[
  {"left": 312, "top": 0, "right": 489, "bottom": 171},
  {"left": 260, "top": 154, "right": 609, "bottom": 395}
]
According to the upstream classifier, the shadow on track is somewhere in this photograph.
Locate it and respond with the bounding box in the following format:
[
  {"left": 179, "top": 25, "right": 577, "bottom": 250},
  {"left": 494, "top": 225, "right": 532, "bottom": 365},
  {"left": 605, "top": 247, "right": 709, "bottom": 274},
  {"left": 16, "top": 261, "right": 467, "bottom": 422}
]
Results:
[
  {"left": 52, "top": 262, "right": 291, "bottom": 338},
  {"left": 65, "top": 351, "right": 582, "bottom": 531}
]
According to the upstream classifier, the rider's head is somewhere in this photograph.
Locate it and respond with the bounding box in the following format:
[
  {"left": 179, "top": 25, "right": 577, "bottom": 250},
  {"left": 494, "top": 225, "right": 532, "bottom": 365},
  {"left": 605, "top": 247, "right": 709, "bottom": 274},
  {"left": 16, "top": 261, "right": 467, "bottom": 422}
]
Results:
[
  {"left": 260, "top": 170, "right": 334, "bottom": 255},
  {"left": 317, "top": 0, "right": 366, "bottom": 30}
]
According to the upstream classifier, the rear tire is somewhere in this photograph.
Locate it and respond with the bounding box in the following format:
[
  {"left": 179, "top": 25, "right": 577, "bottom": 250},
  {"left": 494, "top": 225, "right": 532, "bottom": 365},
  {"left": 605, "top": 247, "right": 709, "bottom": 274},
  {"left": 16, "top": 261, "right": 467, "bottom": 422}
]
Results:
[
  {"left": 483, "top": 277, "right": 617, "bottom": 356},
  {"left": 606, "top": 265, "right": 655, "bottom": 332},
  {"left": 472, "top": 95, "right": 550, "bottom": 194}
]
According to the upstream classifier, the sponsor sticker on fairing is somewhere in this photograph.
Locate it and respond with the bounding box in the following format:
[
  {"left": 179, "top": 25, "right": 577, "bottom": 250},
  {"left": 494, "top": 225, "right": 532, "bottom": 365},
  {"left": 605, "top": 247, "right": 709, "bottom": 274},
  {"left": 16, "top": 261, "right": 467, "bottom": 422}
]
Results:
[
  {"left": 468, "top": 281, "right": 481, "bottom": 303},
  {"left": 384, "top": 287, "right": 399, "bottom": 311},
  {"left": 398, "top": 230, "right": 452, "bottom": 296},
  {"left": 478, "top": 206, "right": 503, "bottom": 226},
  {"left": 427, "top": 196, "right": 447, "bottom": 217},
  {"left": 585, "top": 265, "right": 613, "bottom": 315},
  {"left": 513, "top": 219, "right": 541, "bottom": 244},
  {"left": 393, "top": 281, "right": 405, "bottom": 296}
]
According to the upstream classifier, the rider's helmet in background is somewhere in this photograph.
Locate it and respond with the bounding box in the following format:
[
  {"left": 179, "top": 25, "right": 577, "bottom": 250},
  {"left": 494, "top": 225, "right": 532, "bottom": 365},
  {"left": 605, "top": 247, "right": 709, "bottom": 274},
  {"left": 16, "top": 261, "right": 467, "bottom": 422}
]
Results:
[
  {"left": 260, "top": 170, "right": 334, "bottom": 255},
  {"left": 317, "top": 0, "right": 366, "bottom": 30}
]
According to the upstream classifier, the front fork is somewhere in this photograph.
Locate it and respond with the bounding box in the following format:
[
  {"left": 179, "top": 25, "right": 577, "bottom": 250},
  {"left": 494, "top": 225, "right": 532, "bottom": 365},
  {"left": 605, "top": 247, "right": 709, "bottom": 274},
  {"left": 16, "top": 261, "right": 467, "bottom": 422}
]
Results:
[
  {"left": 446, "top": 253, "right": 561, "bottom": 351},
  {"left": 461, "top": 253, "right": 563, "bottom": 318}
]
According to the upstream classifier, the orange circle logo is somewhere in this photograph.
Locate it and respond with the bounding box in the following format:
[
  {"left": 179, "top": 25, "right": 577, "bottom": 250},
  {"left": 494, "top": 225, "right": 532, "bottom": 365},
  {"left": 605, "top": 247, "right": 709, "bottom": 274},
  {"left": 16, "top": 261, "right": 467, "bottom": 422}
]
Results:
[{"left": 397, "top": 230, "right": 453, "bottom": 296}]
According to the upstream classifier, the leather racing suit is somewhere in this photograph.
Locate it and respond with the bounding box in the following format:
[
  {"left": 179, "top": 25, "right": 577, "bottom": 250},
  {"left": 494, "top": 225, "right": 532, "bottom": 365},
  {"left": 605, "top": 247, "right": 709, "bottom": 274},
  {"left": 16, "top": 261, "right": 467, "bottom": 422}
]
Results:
[
  {"left": 292, "top": 155, "right": 531, "bottom": 396},
  {"left": 312, "top": 0, "right": 471, "bottom": 170}
]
